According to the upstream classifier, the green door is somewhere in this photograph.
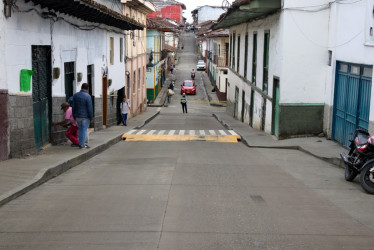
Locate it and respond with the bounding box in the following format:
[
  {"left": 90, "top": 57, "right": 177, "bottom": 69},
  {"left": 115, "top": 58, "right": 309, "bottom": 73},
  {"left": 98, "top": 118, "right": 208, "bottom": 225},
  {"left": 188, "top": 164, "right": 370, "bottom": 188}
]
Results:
[
  {"left": 32, "top": 46, "right": 52, "bottom": 149},
  {"left": 250, "top": 90, "right": 254, "bottom": 127},
  {"left": 241, "top": 90, "right": 245, "bottom": 122},
  {"left": 234, "top": 87, "right": 239, "bottom": 118},
  {"left": 272, "top": 78, "right": 280, "bottom": 136}
]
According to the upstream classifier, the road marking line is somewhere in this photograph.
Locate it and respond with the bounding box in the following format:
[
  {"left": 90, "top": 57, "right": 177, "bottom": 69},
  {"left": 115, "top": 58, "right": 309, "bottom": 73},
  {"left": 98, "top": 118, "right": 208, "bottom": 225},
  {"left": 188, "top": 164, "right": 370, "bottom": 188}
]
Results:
[
  {"left": 127, "top": 130, "right": 137, "bottom": 134},
  {"left": 137, "top": 130, "right": 146, "bottom": 135},
  {"left": 168, "top": 130, "right": 176, "bottom": 135},
  {"left": 147, "top": 130, "right": 156, "bottom": 135},
  {"left": 219, "top": 130, "right": 227, "bottom": 135},
  {"left": 122, "top": 134, "right": 239, "bottom": 143},
  {"left": 158, "top": 130, "right": 166, "bottom": 135},
  {"left": 228, "top": 130, "right": 237, "bottom": 135},
  {"left": 179, "top": 130, "right": 185, "bottom": 135},
  {"left": 189, "top": 130, "right": 195, "bottom": 135},
  {"left": 209, "top": 130, "right": 216, "bottom": 135},
  {"left": 200, "top": 130, "right": 205, "bottom": 135}
]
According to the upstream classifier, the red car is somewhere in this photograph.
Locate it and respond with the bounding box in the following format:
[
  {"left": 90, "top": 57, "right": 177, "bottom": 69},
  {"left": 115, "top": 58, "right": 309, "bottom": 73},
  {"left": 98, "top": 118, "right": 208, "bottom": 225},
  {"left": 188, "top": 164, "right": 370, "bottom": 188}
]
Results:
[{"left": 181, "top": 80, "right": 196, "bottom": 95}]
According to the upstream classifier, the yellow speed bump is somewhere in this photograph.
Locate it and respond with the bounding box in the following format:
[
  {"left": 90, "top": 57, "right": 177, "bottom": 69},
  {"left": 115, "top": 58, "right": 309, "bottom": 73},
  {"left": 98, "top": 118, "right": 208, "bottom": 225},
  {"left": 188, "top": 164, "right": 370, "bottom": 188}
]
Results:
[
  {"left": 122, "top": 134, "right": 240, "bottom": 143},
  {"left": 189, "top": 100, "right": 227, "bottom": 104}
]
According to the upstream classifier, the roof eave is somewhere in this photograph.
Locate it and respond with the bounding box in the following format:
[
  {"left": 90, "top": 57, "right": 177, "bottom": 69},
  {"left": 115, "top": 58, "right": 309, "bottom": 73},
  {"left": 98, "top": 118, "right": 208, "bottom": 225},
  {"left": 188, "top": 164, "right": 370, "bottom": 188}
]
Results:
[{"left": 213, "top": 0, "right": 281, "bottom": 30}]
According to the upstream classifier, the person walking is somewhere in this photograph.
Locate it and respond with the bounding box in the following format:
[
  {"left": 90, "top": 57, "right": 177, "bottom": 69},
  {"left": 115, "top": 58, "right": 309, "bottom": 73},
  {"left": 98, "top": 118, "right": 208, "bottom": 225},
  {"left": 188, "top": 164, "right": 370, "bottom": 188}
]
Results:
[
  {"left": 72, "top": 83, "right": 93, "bottom": 149},
  {"left": 52, "top": 102, "right": 79, "bottom": 147},
  {"left": 180, "top": 93, "right": 188, "bottom": 113},
  {"left": 120, "top": 97, "right": 131, "bottom": 126}
]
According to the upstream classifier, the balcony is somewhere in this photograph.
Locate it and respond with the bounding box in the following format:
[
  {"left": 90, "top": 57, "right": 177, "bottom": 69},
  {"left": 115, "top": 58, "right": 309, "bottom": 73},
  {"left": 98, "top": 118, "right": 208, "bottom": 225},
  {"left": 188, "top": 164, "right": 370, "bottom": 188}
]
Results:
[{"left": 213, "top": 55, "right": 228, "bottom": 68}]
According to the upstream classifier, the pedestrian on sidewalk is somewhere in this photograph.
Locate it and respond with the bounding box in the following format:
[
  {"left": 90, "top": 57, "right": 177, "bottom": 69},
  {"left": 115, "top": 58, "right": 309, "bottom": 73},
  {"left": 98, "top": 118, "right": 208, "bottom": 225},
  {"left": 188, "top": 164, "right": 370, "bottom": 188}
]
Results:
[
  {"left": 120, "top": 97, "right": 131, "bottom": 126},
  {"left": 72, "top": 83, "right": 93, "bottom": 149},
  {"left": 52, "top": 102, "right": 79, "bottom": 147},
  {"left": 170, "top": 64, "right": 174, "bottom": 74},
  {"left": 181, "top": 93, "right": 188, "bottom": 113},
  {"left": 167, "top": 88, "right": 174, "bottom": 104}
]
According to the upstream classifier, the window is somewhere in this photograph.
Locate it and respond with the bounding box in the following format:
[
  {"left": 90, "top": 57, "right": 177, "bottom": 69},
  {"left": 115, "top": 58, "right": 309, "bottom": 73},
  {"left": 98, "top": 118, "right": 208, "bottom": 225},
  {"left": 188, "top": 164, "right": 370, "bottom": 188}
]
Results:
[
  {"left": 252, "top": 32, "right": 257, "bottom": 85},
  {"left": 244, "top": 33, "right": 248, "bottom": 79},
  {"left": 133, "top": 71, "right": 136, "bottom": 93},
  {"left": 138, "top": 68, "right": 141, "bottom": 88},
  {"left": 229, "top": 35, "right": 232, "bottom": 67},
  {"left": 263, "top": 31, "right": 270, "bottom": 94},
  {"left": 110, "top": 37, "right": 114, "bottom": 65},
  {"left": 232, "top": 33, "right": 236, "bottom": 69},
  {"left": 120, "top": 38, "right": 123, "bottom": 62},
  {"left": 237, "top": 35, "right": 240, "bottom": 72}
]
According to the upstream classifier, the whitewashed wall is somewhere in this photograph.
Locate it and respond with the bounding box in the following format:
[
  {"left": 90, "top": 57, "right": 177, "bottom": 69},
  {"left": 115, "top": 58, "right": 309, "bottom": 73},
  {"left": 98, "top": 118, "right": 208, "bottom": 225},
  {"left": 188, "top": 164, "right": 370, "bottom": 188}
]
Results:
[
  {"left": 4, "top": 1, "right": 126, "bottom": 98},
  {"left": 197, "top": 6, "right": 226, "bottom": 24},
  {"left": 0, "top": 1, "right": 6, "bottom": 89},
  {"left": 281, "top": 8, "right": 329, "bottom": 104},
  {"left": 325, "top": 0, "right": 374, "bottom": 129},
  {"left": 227, "top": 13, "right": 283, "bottom": 132}
]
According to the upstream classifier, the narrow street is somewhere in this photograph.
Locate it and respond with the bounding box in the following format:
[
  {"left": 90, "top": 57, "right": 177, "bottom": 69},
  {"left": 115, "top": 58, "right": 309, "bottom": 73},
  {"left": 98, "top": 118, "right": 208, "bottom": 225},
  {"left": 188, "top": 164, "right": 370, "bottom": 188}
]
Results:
[{"left": 0, "top": 33, "right": 374, "bottom": 249}]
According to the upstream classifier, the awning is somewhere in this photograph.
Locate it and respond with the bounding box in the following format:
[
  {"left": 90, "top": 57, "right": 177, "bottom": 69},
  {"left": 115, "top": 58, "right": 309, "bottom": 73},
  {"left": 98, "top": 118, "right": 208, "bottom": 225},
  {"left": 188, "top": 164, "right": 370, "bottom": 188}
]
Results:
[
  {"left": 213, "top": 0, "right": 281, "bottom": 30},
  {"left": 25, "top": 0, "right": 144, "bottom": 30}
]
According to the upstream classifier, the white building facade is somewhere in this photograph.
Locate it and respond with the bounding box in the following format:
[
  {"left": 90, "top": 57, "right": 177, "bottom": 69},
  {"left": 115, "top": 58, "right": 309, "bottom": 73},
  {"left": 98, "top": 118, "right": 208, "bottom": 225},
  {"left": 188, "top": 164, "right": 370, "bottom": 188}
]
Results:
[
  {"left": 214, "top": 0, "right": 374, "bottom": 144},
  {"left": 0, "top": 0, "right": 143, "bottom": 160},
  {"left": 192, "top": 6, "right": 227, "bottom": 25}
]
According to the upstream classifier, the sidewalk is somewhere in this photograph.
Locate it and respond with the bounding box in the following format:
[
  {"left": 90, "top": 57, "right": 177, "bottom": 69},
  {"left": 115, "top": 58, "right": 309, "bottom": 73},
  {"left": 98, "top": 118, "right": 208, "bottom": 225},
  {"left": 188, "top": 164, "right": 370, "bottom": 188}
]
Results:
[
  {"left": 0, "top": 69, "right": 348, "bottom": 208},
  {"left": 0, "top": 108, "right": 160, "bottom": 207},
  {"left": 199, "top": 69, "right": 346, "bottom": 168}
]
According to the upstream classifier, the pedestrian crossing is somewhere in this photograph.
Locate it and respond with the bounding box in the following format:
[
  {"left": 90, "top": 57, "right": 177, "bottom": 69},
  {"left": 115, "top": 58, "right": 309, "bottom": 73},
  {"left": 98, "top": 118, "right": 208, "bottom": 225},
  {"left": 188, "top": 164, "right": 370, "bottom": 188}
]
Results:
[{"left": 122, "top": 129, "right": 240, "bottom": 142}]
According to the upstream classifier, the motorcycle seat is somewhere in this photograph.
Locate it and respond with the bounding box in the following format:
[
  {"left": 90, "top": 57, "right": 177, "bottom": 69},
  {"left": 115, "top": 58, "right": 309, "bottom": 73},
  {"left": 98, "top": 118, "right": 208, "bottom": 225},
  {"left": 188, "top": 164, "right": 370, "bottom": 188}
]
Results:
[{"left": 356, "top": 133, "right": 370, "bottom": 146}]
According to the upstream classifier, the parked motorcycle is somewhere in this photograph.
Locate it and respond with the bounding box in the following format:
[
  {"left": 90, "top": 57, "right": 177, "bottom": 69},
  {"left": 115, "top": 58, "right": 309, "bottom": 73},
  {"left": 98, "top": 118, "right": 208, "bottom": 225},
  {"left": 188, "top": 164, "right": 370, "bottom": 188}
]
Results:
[{"left": 340, "top": 128, "right": 374, "bottom": 194}]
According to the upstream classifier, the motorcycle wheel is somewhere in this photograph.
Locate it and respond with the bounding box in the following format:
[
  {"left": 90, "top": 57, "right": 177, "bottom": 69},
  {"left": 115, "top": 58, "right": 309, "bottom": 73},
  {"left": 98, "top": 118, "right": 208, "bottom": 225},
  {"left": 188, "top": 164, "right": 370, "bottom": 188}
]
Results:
[
  {"left": 360, "top": 163, "right": 374, "bottom": 194},
  {"left": 344, "top": 165, "right": 357, "bottom": 181}
]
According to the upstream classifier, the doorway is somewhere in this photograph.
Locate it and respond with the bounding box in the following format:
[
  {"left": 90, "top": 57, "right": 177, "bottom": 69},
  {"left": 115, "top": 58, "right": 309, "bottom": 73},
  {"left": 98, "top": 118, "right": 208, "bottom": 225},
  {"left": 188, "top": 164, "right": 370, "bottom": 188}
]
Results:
[
  {"left": 241, "top": 90, "right": 245, "bottom": 122},
  {"left": 333, "top": 62, "right": 372, "bottom": 147},
  {"left": 87, "top": 65, "right": 95, "bottom": 128},
  {"left": 272, "top": 78, "right": 280, "bottom": 136},
  {"left": 234, "top": 86, "right": 239, "bottom": 119},
  {"left": 102, "top": 76, "right": 108, "bottom": 126},
  {"left": 64, "top": 62, "right": 75, "bottom": 101},
  {"left": 32, "top": 45, "right": 52, "bottom": 149},
  {"left": 250, "top": 90, "right": 254, "bottom": 127}
]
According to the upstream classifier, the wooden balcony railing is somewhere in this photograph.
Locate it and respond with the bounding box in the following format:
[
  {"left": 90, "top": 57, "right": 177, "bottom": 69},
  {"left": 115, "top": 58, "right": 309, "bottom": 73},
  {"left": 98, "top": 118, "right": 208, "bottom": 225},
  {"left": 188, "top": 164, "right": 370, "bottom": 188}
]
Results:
[{"left": 213, "top": 56, "right": 228, "bottom": 67}]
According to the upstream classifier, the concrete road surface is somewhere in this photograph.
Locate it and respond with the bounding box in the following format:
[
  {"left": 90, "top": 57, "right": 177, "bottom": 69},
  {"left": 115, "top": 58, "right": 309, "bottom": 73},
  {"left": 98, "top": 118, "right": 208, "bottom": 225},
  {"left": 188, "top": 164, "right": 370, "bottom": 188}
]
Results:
[
  {"left": 1, "top": 33, "right": 374, "bottom": 250},
  {"left": 1, "top": 112, "right": 374, "bottom": 249}
]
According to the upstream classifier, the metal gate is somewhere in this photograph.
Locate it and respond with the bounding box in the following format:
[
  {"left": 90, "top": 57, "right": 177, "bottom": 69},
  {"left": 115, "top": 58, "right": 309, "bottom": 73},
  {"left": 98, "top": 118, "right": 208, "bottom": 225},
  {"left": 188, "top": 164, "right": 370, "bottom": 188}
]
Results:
[
  {"left": 32, "top": 46, "right": 52, "bottom": 149},
  {"left": 333, "top": 62, "right": 372, "bottom": 148}
]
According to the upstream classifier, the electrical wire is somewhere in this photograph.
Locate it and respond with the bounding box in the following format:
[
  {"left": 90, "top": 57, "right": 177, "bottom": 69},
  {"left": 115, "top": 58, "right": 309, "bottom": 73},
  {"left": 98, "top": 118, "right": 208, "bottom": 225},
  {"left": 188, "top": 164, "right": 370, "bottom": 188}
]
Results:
[{"left": 289, "top": 9, "right": 364, "bottom": 49}]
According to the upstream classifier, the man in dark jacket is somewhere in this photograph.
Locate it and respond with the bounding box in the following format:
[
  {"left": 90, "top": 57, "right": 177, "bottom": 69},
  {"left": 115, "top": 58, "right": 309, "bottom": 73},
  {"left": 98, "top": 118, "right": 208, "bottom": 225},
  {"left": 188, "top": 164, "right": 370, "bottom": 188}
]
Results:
[{"left": 72, "top": 83, "right": 93, "bottom": 148}]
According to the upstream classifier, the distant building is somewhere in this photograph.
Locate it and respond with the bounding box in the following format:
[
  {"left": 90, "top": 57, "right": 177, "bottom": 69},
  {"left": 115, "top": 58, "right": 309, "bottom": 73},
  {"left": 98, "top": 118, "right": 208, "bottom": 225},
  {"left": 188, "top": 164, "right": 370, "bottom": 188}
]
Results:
[
  {"left": 192, "top": 5, "right": 227, "bottom": 26},
  {"left": 147, "top": 0, "right": 186, "bottom": 24}
]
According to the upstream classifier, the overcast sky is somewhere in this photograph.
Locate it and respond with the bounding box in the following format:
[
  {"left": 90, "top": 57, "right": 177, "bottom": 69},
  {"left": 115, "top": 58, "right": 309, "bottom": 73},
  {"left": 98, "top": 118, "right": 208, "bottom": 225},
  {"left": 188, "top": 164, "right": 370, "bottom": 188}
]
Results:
[{"left": 178, "top": 0, "right": 234, "bottom": 23}]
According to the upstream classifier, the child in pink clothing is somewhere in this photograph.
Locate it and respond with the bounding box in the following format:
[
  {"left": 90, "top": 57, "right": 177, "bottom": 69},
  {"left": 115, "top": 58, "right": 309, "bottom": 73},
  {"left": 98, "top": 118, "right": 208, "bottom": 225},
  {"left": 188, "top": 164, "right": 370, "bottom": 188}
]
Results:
[{"left": 53, "top": 102, "right": 79, "bottom": 146}]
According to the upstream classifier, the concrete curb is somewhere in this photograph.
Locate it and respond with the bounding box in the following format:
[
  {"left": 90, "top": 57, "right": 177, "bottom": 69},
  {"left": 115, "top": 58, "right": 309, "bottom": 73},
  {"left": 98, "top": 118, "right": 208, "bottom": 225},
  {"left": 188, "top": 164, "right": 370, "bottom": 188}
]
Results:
[
  {"left": 135, "top": 111, "right": 160, "bottom": 129},
  {"left": 0, "top": 136, "right": 121, "bottom": 207},
  {"left": 0, "top": 111, "right": 161, "bottom": 207},
  {"left": 213, "top": 113, "right": 343, "bottom": 168}
]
